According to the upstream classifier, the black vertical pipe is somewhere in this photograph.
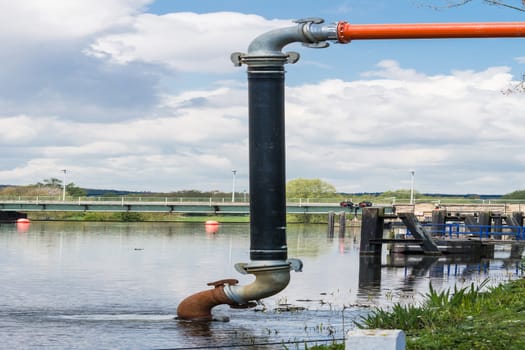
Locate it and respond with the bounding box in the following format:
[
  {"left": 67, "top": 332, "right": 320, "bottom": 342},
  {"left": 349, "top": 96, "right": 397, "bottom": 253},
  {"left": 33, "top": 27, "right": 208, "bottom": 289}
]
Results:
[{"left": 248, "top": 65, "right": 287, "bottom": 261}]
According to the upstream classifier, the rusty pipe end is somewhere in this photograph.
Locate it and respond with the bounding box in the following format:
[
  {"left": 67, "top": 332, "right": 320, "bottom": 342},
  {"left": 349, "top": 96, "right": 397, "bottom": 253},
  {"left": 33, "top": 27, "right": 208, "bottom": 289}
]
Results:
[{"left": 176, "top": 279, "right": 238, "bottom": 321}]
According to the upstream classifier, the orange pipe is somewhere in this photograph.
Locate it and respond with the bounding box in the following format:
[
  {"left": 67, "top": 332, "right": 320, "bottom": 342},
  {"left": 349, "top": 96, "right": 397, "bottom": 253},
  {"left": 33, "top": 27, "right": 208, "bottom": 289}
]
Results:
[{"left": 337, "top": 22, "right": 525, "bottom": 43}]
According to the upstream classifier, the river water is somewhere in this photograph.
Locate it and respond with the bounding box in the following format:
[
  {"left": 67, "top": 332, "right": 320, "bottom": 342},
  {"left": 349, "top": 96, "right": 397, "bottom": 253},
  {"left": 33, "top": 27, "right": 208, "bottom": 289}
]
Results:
[{"left": 1, "top": 221, "right": 523, "bottom": 349}]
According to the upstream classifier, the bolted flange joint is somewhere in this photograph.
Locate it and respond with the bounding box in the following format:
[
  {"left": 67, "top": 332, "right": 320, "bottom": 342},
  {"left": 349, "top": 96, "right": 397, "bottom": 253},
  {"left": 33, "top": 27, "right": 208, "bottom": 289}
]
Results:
[{"left": 230, "top": 51, "right": 299, "bottom": 67}]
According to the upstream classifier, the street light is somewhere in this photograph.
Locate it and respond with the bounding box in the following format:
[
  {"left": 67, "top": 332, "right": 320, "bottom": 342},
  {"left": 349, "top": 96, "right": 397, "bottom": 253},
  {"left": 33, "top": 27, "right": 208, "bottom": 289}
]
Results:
[
  {"left": 61, "top": 169, "right": 67, "bottom": 201},
  {"left": 410, "top": 170, "right": 415, "bottom": 205},
  {"left": 231, "top": 169, "right": 237, "bottom": 202}
]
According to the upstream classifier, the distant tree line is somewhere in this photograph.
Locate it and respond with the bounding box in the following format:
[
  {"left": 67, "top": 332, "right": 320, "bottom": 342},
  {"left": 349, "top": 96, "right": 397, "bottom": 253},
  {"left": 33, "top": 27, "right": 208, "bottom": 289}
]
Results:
[
  {"left": 0, "top": 177, "right": 520, "bottom": 200},
  {"left": 0, "top": 178, "right": 86, "bottom": 197}
]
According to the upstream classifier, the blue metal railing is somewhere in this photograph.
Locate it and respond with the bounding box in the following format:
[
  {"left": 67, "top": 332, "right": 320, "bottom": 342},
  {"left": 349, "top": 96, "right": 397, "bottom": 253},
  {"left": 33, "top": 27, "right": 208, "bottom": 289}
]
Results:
[{"left": 406, "top": 223, "right": 525, "bottom": 240}]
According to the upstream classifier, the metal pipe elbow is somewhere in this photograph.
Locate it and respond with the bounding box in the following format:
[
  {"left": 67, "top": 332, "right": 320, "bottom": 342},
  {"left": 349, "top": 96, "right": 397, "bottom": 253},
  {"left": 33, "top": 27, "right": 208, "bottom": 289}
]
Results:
[
  {"left": 247, "top": 18, "right": 337, "bottom": 56},
  {"left": 223, "top": 263, "right": 291, "bottom": 305}
]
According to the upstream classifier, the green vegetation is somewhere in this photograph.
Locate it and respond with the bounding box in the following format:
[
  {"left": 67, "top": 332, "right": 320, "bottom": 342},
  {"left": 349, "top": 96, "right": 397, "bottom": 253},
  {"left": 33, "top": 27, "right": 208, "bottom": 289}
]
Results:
[
  {"left": 26, "top": 211, "right": 249, "bottom": 223},
  {"left": 286, "top": 178, "right": 337, "bottom": 199},
  {"left": 0, "top": 178, "right": 86, "bottom": 197},
  {"left": 286, "top": 178, "right": 340, "bottom": 223},
  {"left": 66, "top": 182, "right": 87, "bottom": 197},
  {"left": 502, "top": 190, "right": 525, "bottom": 200},
  {"left": 312, "top": 278, "right": 525, "bottom": 350}
]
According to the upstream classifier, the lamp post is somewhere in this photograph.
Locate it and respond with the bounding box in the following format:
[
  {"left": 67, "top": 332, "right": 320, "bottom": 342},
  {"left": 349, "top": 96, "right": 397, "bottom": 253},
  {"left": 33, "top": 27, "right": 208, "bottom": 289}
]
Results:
[
  {"left": 61, "top": 169, "right": 67, "bottom": 201},
  {"left": 410, "top": 170, "right": 415, "bottom": 205},
  {"left": 231, "top": 170, "right": 237, "bottom": 202}
]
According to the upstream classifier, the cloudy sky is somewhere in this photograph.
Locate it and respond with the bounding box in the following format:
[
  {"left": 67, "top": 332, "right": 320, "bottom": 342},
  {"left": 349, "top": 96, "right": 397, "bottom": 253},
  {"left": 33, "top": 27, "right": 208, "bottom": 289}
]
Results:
[{"left": 1, "top": 0, "right": 525, "bottom": 195}]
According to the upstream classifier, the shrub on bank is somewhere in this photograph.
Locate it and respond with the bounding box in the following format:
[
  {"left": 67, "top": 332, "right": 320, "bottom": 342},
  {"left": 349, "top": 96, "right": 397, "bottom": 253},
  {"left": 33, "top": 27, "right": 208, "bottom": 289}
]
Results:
[{"left": 311, "top": 278, "right": 525, "bottom": 350}]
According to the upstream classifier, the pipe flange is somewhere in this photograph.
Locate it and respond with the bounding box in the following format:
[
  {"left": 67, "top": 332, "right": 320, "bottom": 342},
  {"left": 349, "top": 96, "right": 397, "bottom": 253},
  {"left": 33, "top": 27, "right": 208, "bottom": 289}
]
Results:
[
  {"left": 293, "top": 17, "right": 325, "bottom": 25},
  {"left": 231, "top": 52, "right": 299, "bottom": 67},
  {"left": 207, "top": 279, "right": 239, "bottom": 288},
  {"left": 234, "top": 262, "right": 290, "bottom": 274},
  {"left": 295, "top": 18, "right": 330, "bottom": 48},
  {"left": 234, "top": 259, "right": 303, "bottom": 274},
  {"left": 302, "top": 41, "right": 329, "bottom": 49}
]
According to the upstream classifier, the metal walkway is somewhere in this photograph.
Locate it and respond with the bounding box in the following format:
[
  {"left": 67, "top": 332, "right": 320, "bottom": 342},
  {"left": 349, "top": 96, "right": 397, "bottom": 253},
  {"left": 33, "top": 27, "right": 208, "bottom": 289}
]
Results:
[{"left": 0, "top": 198, "right": 356, "bottom": 215}]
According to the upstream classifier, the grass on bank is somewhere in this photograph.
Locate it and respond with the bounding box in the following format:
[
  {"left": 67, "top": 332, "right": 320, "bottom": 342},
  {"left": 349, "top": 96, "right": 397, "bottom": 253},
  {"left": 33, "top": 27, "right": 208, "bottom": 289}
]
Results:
[
  {"left": 26, "top": 211, "right": 251, "bottom": 223},
  {"left": 25, "top": 211, "right": 330, "bottom": 223},
  {"left": 309, "top": 277, "right": 525, "bottom": 350}
]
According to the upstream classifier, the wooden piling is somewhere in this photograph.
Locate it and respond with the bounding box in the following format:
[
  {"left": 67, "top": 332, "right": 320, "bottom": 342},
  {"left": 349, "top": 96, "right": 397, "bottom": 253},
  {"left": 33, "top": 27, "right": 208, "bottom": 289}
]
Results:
[
  {"left": 493, "top": 214, "right": 503, "bottom": 234},
  {"left": 511, "top": 243, "right": 525, "bottom": 259},
  {"left": 478, "top": 211, "right": 492, "bottom": 238},
  {"left": 358, "top": 255, "right": 382, "bottom": 289},
  {"left": 327, "top": 211, "right": 335, "bottom": 238},
  {"left": 360, "top": 207, "right": 384, "bottom": 255},
  {"left": 339, "top": 212, "right": 346, "bottom": 238},
  {"left": 464, "top": 215, "right": 478, "bottom": 233},
  {"left": 431, "top": 209, "right": 446, "bottom": 236}
]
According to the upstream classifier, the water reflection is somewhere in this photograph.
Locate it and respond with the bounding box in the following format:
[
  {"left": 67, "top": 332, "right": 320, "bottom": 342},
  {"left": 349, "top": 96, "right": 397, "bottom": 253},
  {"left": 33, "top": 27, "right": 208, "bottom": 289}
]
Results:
[{"left": 0, "top": 221, "right": 523, "bottom": 349}]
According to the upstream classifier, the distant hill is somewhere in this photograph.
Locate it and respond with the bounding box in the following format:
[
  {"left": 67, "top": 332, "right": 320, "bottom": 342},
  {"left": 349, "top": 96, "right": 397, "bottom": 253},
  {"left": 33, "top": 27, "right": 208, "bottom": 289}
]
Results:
[
  {"left": 84, "top": 188, "right": 148, "bottom": 196},
  {"left": 338, "top": 192, "right": 502, "bottom": 200}
]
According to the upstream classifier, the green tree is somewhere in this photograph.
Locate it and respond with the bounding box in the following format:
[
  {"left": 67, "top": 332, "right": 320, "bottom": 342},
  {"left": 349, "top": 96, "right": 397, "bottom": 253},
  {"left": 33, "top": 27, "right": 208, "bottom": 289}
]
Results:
[
  {"left": 286, "top": 178, "right": 338, "bottom": 224},
  {"left": 66, "top": 183, "right": 87, "bottom": 197},
  {"left": 119, "top": 212, "right": 144, "bottom": 222},
  {"left": 502, "top": 190, "right": 525, "bottom": 199},
  {"left": 41, "top": 177, "right": 62, "bottom": 187},
  {"left": 286, "top": 178, "right": 337, "bottom": 199},
  {"left": 380, "top": 189, "right": 414, "bottom": 200}
]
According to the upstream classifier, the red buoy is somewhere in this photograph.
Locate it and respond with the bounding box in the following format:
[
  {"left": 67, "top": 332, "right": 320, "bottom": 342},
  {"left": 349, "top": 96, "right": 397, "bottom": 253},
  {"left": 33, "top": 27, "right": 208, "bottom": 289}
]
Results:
[
  {"left": 16, "top": 218, "right": 31, "bottom": 233},
  {"left": 205, "top": 220, "right": 219, "bottom": 234}
]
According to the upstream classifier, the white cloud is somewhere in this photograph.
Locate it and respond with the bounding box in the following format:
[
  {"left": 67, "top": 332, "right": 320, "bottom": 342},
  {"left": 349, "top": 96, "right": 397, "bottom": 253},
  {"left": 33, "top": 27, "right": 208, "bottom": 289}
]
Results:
[
  {"left": 284, "top": 63, "right": 525, "bottom": 193},
  {"left": 3, "top": 62, "right": 525, "bottom": 194},
  {"left": 86, "top": 12, "right": 292, "bottom": 73},
  {"left": 0, "top": 0, "right": 151, "bottom": 41},
  {"left": 0, "top": 0, "right": 163, "bottom": 123}
]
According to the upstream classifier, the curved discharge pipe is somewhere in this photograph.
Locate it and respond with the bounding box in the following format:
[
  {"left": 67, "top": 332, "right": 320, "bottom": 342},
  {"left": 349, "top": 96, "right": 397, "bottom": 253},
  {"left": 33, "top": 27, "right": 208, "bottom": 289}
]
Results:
[
  {"left": 177, "top": 18, "right": 525, "bottom": 321},
  {"left": 177, "top": 262, "right": 300, "bottom": 320}
]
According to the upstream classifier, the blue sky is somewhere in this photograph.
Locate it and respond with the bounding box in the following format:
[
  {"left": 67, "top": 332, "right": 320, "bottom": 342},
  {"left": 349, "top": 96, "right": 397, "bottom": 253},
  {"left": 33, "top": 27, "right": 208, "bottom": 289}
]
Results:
[{"left": 1, "top": 0, "right": 525, "bottom": 195}]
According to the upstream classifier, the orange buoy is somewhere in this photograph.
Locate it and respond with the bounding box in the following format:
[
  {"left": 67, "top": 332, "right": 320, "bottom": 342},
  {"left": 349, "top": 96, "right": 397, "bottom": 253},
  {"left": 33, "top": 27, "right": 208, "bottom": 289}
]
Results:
[
  {"left": 205, "top": 220, "right": 219, "bottom": 234},
  {"left": 16, "top": 218, "right": 31, "bottom": 233}
]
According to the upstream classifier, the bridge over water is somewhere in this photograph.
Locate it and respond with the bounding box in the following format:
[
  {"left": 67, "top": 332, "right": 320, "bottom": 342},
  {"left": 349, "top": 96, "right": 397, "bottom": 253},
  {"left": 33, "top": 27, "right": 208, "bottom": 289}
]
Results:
[{"left": 0, "top": 196, "right": 359, "bottom": 215}]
